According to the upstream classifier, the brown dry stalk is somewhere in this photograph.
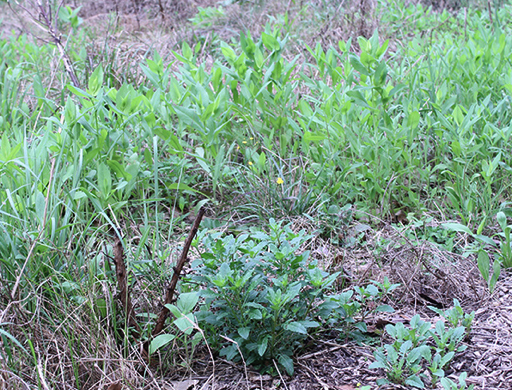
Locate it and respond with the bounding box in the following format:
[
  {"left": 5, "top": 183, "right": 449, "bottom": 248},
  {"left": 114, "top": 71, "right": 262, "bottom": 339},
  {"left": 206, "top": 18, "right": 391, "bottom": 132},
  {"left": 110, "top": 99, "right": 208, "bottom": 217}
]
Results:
[
  {"left": 113, "top": 236, "right": 141, "bottom": 336},
  {"left": 152, "top": 206, "right": 206, "bottom": 337}
]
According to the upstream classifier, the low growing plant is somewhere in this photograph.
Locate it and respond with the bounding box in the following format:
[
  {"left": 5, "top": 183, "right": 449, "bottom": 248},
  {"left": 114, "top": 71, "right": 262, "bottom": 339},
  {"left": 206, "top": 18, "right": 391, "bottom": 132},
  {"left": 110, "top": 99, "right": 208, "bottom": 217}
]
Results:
[
  {"left": 370, "top": 315, "right": 433, "bottom": 387},
  {"left": 189, "top": 219, "right": 345, "bottom": 375},
  {"left": 148, "top": 292, "right": 203, "bottom": 368},
  {"left": 330, "top": 277, "right": 399, "bottom": 341},
  {"left": 429, "top": 299, "right": 475, "bottom": 334},
  {"left": 370, "top": 303, "right": 472, "bottom": 389},
  {"left": 440, "top": 372, "right": 475, "bottom": 390}
]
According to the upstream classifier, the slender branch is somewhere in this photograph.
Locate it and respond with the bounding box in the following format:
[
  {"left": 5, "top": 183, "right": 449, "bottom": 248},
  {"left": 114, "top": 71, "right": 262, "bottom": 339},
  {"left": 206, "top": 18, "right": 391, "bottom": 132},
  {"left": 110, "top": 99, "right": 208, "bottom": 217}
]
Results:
[{"left": 152, "top": 207, "right": 206, "bottom": 337}]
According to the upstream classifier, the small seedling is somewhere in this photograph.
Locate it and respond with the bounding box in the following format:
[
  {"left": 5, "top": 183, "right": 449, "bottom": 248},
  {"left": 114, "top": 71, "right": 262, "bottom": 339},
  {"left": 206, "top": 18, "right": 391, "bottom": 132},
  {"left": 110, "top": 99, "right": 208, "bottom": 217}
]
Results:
[
  {"left": 440, "top": 372, "right": 475, "bottom": 390},
  {"left": 429, "top": 299, "right": 475, "bottom": 334},
  {"left": 370, "top": 301, "right": 473, "bottom": 389}
]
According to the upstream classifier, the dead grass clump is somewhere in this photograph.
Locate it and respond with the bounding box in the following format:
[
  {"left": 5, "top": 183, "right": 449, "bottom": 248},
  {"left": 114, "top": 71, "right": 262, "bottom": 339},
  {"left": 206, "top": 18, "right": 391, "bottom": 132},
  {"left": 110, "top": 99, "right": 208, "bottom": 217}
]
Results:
[{"left": 340, "top": 220, "right": 488, "bottom": 309}]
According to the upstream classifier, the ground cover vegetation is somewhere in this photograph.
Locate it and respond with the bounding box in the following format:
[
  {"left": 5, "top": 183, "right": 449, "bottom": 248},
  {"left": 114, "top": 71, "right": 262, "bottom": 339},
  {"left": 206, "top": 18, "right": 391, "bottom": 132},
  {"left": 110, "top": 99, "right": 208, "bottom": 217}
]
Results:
[{"left": 1, "top": 0, "right": 512, "bottom": 388}]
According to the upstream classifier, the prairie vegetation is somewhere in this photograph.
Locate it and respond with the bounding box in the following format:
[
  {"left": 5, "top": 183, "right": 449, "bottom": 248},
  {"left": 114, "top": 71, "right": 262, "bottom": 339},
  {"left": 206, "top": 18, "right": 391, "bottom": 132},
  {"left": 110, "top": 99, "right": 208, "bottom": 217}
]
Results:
[{"left": 1, "top": 0, "right": 512, "bottom": 389}]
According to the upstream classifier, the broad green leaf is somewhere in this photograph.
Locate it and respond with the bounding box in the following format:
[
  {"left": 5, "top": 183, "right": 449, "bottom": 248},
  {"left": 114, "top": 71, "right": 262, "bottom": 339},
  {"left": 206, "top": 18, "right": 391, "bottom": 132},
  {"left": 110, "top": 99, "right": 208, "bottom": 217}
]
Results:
[
  {"left": 278, "top": 354, "right": 294, "bottom": 375},
  {"left": 149, "top": 334, "right": 175, "bottom": 354},
  {"left": 261, "top": 32, "right": 279, "bottom": 51},
  {"left": 304, "top": 131, "right": 326, "bottom": 142},
  {"left": 407, "top": 111, "right": 420, "bottom": 129},
  {"left": 153, "top": 127, "right": 171, "bottom": 140},
  {"left": 168, "top": 135, "right": 184, "bottom": 154},
  {"left": 107, "top": 160, "right": 132, "bottom": 181},
  {"left": 67, "top": 84, "right": 92, "bottom": 98},
  {"left": 369, "top": 360, "right": 386, "bottom": 369},
  {"left": 405, "top": 375, "right": 425, "bottom": 388},
  {"left": 374, "top": 61, "right": 388, "bottom": 86},
  {"left": 1, "top": 133, "right": 11, "bottom": 160},
  {"left": 349, "top": 55, "right": 369, "bottom": 76},
  {"left": 64, "top": 97, "right": 76, "bottom": 125},
  {"left": 221, "top": 45, "right": 236, "bottom": 63},
  {"left": 182, "top": 42, "right": 193, "bottom": 60},
  {"left": 72, "top": 191, "right": 86, "bottom": 200},
  {"left": 497, "top": 211, "right": 507, "bottom": 232},
  {"left": 97, "top": 162, "right": 112, "bottom": 198},
  {"left": 88, "top": 65, "right": 104, "bottom": 96},
  {"left": 257, "top": 337, "right": 268, "bottom": 356},
  {"left": 173, "top": 314, "right": 195, "bottom": 334},
  {"left": 298, "top": 320, "right": 320, "bottom": 328},
  {"left": 347, "top": 90, "right": 370, "bottom": 108},
  {"left": 144, "top": 148, "right": 153, "bottom": 165},
  {"left": 35, "top": 191, "right": 46, "bottom": 224},
  {"left": 284, "top": 321, "right": 307, "bottom": 334},
  {"left": 441, "top": 351, "right": 455, "bottom": 366},
  {"left": 177, "top": 292, "right": 199, "bottom": 314},
  {"left": 490, "top": 259, "right": 501, "bottom": 292},
  {"left": 442, "top": 223, "right": 472, "bottom": 235},
  {"left": 167, "top": 182, "right": 206, "bottom": 197},
  {"left": 237, "top": 327, "right": 250, "bottom": 340},
  {"left": 164, "top": 303, "right": 181, "bottom": 318},
  {"left": 248, "top": 309, "right": 263, "bottom": 320},
  {"left": 375, "top": 304, "right": 394, "bottom": 313},
  {"left": 477, "top": 250, "right": 490, "bottom": 282},
  {"left": 258, "top": 151, "right": 266, "bottom": 171}
]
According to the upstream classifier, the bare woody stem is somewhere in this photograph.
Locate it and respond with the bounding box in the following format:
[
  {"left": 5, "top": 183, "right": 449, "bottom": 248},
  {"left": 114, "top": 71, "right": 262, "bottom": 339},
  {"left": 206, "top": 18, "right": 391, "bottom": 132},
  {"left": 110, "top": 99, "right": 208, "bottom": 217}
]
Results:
[
  {"left": 152, "top": 206, "right": 206, "bottom": 337},
  {"left": 113, "top": 236, "right": 141, "bottom": 337}
]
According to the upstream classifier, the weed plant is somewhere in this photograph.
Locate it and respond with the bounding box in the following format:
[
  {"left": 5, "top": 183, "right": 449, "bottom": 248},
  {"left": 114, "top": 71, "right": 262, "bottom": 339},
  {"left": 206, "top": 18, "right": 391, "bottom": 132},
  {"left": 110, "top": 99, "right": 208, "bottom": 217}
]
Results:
[{"left": 370, "top": 300, "right": 475, "bottom": 388}]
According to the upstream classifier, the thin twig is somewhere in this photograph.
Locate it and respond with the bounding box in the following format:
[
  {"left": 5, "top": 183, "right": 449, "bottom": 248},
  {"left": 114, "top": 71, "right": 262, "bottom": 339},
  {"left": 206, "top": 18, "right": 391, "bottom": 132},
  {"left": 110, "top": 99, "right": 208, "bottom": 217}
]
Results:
[
  {"left": 296, "top": 361, "right": 329, "bottom": 390},
  {"left": 272, "top": 360, "right": 289, "bottom": 390},
  {"left": 11, "top": 0, "right": 80, "bottom": 87}
]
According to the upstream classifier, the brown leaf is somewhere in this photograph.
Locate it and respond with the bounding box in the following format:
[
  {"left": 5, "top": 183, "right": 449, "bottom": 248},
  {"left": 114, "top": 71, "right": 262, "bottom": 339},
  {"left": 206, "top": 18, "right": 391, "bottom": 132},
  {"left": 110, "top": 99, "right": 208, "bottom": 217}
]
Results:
[{"left": 106, "top": 383, "right": 122, "bottom": 390}]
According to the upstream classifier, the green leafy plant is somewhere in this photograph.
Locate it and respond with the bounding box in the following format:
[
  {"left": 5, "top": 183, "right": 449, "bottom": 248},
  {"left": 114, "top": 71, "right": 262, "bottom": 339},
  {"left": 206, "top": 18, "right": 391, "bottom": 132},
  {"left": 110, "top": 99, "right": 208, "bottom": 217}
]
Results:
[
  {"left": 428, "top": 351, "right": 456, "bottom": 388},
  {"left": 190, "top": 219, "right": 343, "bottom": 375},
  {"left": 370, "top": 339, "right": 431, "bottom": 387},
  {"left": 330, "top": 277, "right": 399, "bottom": 340},
  {"left": 370, "top": 304, "right": 472, "bottom": 388},
  {"left": 430, "top": 321, "right": 467, "bottom": 358},
  {"left": 149, "top": 292, "right": 202, "bottom": 367},
  {"left": 429, "top": 299, "right": 475, "bottom": 334},
  {"left": 2, "top": 0, "right": 512, "bottom": 387},
  {"left": 442, "top": 222, "right": 500, "bottom": 292}
]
